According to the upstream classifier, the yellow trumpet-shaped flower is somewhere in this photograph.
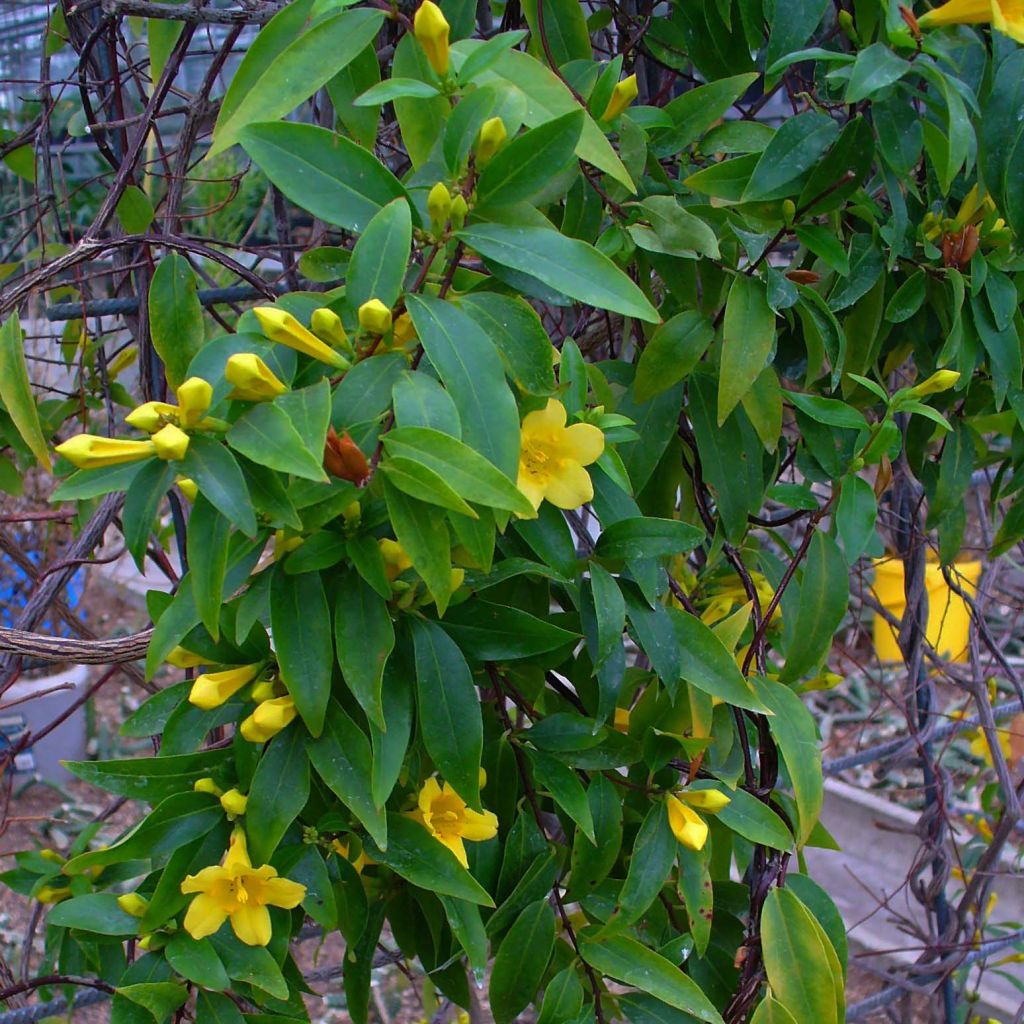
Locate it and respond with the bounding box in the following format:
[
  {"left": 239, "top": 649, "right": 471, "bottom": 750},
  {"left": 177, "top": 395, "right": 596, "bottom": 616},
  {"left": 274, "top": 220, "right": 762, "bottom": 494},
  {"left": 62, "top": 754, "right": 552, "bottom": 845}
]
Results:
[
  {"left": 126, "top": 400, "right": 178, "bottom": 432},
  {"left": 358, "top": 299, "right": 393, "bottom": 335},
  {"left": 56, "top": 434, "right": 156, "bottom": 470},
  {"left": 414, "top": 0, "right": 450, "bottom": 76},
  {"left": 601, "top": 74, "right": 639, "bottom": 122},
  {"left": 188, "top": 664, "right": 261, "bottom": 710},
  {"left": 410, "top": 776, "right": 497, "bottom": 868},
  {"left": 476, "top": 117, "right": 507, "bottom": 167},
  {"left": 253, "top": 307, "right": 349, "bottom": 368},
  {"left": 176, "top": 377, "right": 213, "bottom": 428},
  {"left": 225, "top": 353, "right": 287, "bottom": 401},
  {"left": 151, "top": 423, "right": 190, "bottom": 461},
  {"left": 166, "top": 645, "right": 204, "bottom": 669},
  {"left": 180, "top": 828, "right": 305, "bottom": 946},
  {"left": 910, "top": 369, "right": 961, "bottom": 397},
  {"left": 240, "top": 695, "right": 298, "bottom": 743},
  {"left": 918, "top": 0, "right": 1024, "bottom": 42},
  {"left": 517, "top": 399, "right": 604, "bottom": 511},
  {"left": 310, "top": 308, "right": 351, "bottom": 353},
  {"left": 666, "top": 789, "right": 731, "bottom": 852}
]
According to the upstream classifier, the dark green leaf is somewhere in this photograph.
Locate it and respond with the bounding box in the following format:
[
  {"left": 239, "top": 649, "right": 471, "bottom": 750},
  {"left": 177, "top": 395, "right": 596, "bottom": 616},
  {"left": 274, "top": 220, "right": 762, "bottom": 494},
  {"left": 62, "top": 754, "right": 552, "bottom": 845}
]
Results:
[{"left": 246, "top": 724, "right": 310, "bottom": 863}]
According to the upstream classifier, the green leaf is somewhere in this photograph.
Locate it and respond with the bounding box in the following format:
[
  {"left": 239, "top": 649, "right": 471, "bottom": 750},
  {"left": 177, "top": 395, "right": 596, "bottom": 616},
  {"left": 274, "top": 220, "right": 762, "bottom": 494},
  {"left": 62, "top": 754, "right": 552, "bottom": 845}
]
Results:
[
  {"left": 209, "top": 934, "right": 288, "bottom": 1000},
  {"left": 605, "top": 801, "right": 675, "bottom": 930},
  {"left": 537, "top": 967, "right": 584, "bottom": 1024},
  {"left": 750, "top": 996, "right": 798, "bottom": 1024},
  {"left": 246, "top": 723, "right": 310, "bottom": 863},
  {"left": 844, "top": 43, "right": 910, "bottom": 103},
  {"left": 719, "top": 275, "right": 776, "bottom": 424},
  {"left": 441, "top": 600, "right": 579, "bottom": 660},
  {"left": 228, "top": 403, "right": 326, "bottom": 482},
  {"left": 118, "top": 983, "right": 188, "bottom": 1023},
  {"left": 307, "top": 701, "right": 387, "bottom": 848},
  {"left": 271, "top": 568, "right": 333, "bottom": 736},
  {"left": 382, "top": 477, "right": 453, "bottom": 613},
  {"left": 406, "top": 294, "right": 522, "bottom": 479},
  {"left": 334, "top": 569, "right": 395, "bottom": 730},
  {"left": 761, "top": 888, "right": 839, "bottom": 1024},
  {"left": 439, "top": 895, "right": 489, "bottom": 976},
  {"left": 477, "top": 110, "right": 584, "bottom": 207},
  {"left": 347, "top": 197, "right": 413, "bottom": 310},
  {"left": 48, "top": 893, "right": 140, "bottom": 935},
  {"left": 392, "top": 371, "right": 462, "bottom": 436},
  {"left": 678, "top": 842, "right": 713, "bottom": 957},
  {"left": 489, "top": 900, "right": 556, "bottom": 1024},
  {"left": 187, "top": 495, "right": 231, "bottom": 639},
  {"left": 384, "top": 426, "right": 534, "bottom": 516},
  {"left": 634, "top": 196, "right": 720, "bottom": 259},
  {"left": 353, "top": 78, "right": 442, "bottom": 104},
  {"left": 50, "top": 461, "right": 143, "bottom": 500},
  {"left": 366, "top": 813, "right": 494, "bottom": 905},
  {"left": 579, "top": 933, "right": 724, "bottom": 1024},
  {"left": 764, "top": 0, "right": 830, "bottom": 76},
  {"left": 412, "top": 617, "right": 483, "bottom": 810},
  {"left": 116, "top": 185, "right": 156, "bottom": 233},
  {"left": 63, "top": 750, "right": 228, "bottom": 801},
  {"left": 658, "top": 73, "right": 758, "bottom": 155},
  {"left": 634, "top": 312, "right": 714, "bottom": 404},
  {"left": 209, "top": 7, "right": 385, "bottom": 155},
  {"left": 457, "top": 225, "right": 660, "bottom": 323},
  {"left": 588, "top": 562, "right": 625, "bottom": 671},
  {"left": 327, "top": 39, "right": 381, "bottom": 149},
  {"left": 241, "top": 122, "right": 409, "bottom": 232},
  {"left": 391, "top": 33, "right": 451, "bottom": 167},
  {"left": 0, "top": 315, "right": 51, "bottom": 470},
  {"left": 743, "top": 111, "right": 839, "bottom": 201},
  {"left": 381, "top": 456, "right": 477, "bottom": 517},
  {"left": 688, "top": 782, "right": 793, "bottom": 850},
  {"left": 181, "top": 436, "right": 257, "bottom": 537},
  {"left": 456, "top": 30, "right": 528, "bottom": 84},
  {"left": 166, "top": 935, "right": 231, "bottom": 992},
  {"left": 836, "top": 473, "right": 877, "bottom": 563},
  {"left": 787, "top": 393, "right": 867, "bottom": 431},
  {"left": 195, "top": 991, "right": 244, "bottom": 1024},
  {"left": 528, "top": 749, "right": 594, "bottom": 841},
  {"left": 123, "top": 459, "right": 175, "bottom": 571},
  {"left": 370, "top": 656, "right": 413, "bottom": 807},
  {"left": 149, "top": 254, "right": 205, "bottom": 391},
  {"left": 595, "top": 517, "right": 704, "bottom": 561},
  {"left": 779, "top": 531, "right": 849, "bottom": 683},
  {"left": 568, "top": 775, "right": 622, "bottom": 896}
]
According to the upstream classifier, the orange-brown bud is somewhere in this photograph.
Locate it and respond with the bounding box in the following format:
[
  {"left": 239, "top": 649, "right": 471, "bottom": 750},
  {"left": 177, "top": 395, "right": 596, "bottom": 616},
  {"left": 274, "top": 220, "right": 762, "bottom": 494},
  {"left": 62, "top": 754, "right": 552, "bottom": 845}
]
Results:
[
  {"left": 785, "top": 269, "right": 821, "bottom": 285},
  {"left": 942, "top": 224, "right": 980, "bottom": 270},
  {"left": 899, "top": 4, "right": 920, "bottom": 39},
  {"left": 324, "top": 426, "right": 370, "bottom": 485}
]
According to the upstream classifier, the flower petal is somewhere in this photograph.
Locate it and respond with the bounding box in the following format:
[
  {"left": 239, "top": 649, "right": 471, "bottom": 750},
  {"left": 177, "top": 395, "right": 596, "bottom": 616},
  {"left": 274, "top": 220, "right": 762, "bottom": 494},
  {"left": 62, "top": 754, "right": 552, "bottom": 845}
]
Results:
[
  {"left": 516, "top": 470, "right": 547, "bottom": 511},
  {"left": 260, "top": 876, "right": 307, "bottom": 909},
  {"left": 439, "top": 834, "right": 469, "bottom": 868},
  {"left": 224, "top": 828, "right": 253, "bottom": 873},
  {"left": 560, "top": 423, "right": 604, "bottom": 466},
  {"left": 183, "top": 894, "right": 229, "bottom": 940},
  {"left": 231, "top": 904, "right": 273, "bottom": 946},
  {"left": 542, "top": 460, "right": 594, "bottom": 510},
  {"left": 181, "top": 865, "right": 229, "bottom": 894},
  {"left": 418, "top": 776, "right": 443, "bottom": 815},
  {"left": 521, "top": 398, "right": 567, "bottom": 435},
  {"left": 460, "top": 808, "right": 498, "bottom": 842}
]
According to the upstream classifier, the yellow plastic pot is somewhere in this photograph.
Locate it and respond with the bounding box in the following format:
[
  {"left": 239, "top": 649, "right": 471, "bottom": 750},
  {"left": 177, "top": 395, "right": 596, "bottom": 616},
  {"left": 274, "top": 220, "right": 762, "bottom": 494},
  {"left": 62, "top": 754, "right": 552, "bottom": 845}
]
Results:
[{"left": 872, "top": 558, "right": 981, "bottom": 663}]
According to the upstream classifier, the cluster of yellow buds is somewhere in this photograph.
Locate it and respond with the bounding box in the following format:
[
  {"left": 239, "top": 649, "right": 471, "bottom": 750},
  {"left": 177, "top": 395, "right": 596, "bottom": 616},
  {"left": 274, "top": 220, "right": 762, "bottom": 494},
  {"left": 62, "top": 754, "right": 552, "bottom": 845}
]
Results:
[
  {"left": 193, "top": 777, "right": 249, "bottom": 818},
  {"left": 921, "top": 184, "right": 1011, "bottom": 258},
  {"left": 253, "top": 306, "right": 350, "bottom": 368}
]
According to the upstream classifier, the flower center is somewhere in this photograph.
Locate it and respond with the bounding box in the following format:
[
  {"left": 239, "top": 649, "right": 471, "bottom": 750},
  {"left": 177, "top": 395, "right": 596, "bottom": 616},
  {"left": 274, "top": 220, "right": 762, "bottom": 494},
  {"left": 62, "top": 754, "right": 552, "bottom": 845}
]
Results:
[{"left": 522, "top": 438, "right": 555, "bottom": 478}]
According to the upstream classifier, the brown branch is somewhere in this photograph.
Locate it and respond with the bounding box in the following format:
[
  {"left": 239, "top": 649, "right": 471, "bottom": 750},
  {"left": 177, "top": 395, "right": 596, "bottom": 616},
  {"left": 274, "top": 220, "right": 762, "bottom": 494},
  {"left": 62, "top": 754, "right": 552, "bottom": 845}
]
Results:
[
  {"left": 0, "top": 626, "right": 153, "bottom": 665},
  {"left": 99, "top": 0, "right": 287, "bottom": 24}
]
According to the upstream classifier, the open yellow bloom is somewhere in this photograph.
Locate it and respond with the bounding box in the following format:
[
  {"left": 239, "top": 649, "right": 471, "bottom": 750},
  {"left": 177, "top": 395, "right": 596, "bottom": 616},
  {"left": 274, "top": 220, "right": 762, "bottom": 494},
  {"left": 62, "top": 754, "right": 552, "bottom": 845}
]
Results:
[
  {"left": 253, "top": 307, "right": 348, "bottom": 368},
  {"left": 126, "top": 400, "right": 178, "bottom": 432},
  {"left": 517, "top": 399, "right": 604, "bottom": 511},
  {"left": 240, "top": 695, "right": 297, "bottom": 743},
  {"left": 918, "top": 0, "right": 1024, "bottom": 41},
  {"left": 358, "top": 299, "right": 393, "bottom": 335},
  {"left": 666, "top": 789, "right": 731, "bottom": 852},
  {"left": 151, "top": 423, "right": 190, "bottom": 461},
  {"left": 601, "top": 74, "right": 639, "bottom": 121},
  {"left": 226, "top": 353, "right": 287, "bottom": 401},
  {"left": 411, "top": 777, "right": 497, "bottom": 868},
  {"left": 176, "top": 377, "right": 213, "bottom": 427},
  {"left": 56, "top": 434, "right": 156, "bottom": 469},
  {"left": 414, "top": 0, "right": 450, "bottom": 76},
  {"left": 476, "top": 117, "right": 507, "bottom": 167},
  {"left": 180, "top": 828, "right": 305, "bottom": 946},
  {"left": 188, "top": 664, "right": 261, "bottom": 710}
]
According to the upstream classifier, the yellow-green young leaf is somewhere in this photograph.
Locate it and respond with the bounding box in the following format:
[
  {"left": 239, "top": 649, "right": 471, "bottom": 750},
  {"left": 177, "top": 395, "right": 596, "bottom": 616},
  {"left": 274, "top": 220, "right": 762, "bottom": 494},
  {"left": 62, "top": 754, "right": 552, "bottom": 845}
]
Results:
[
  {"left": 209, "top": 7, "right": 385, "bottom": 156},
  {"left": 489, "top": 900, "right": 556, "bottom": 1024},
  {"left": 149, "top": 253, "right": 205, "bottom": 390},
  {"left": 719, "top": 275, "right": 776, "bottom": 424},
  {"left": 0, "top": 314, "right": 51, "bottom": 469},
  {"left": 761, "top": 888, "right": 839, "bottom": 1024},
  {"left": 750, "top": 996, "right": 798, "bottom": 1024}
]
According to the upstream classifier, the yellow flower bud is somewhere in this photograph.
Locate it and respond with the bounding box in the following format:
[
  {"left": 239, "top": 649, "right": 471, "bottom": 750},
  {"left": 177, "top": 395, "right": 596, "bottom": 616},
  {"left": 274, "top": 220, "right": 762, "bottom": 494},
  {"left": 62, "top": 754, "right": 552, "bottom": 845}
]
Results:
[
  {"left": 176, "top": 477, "right": 198, "bottom": 502},
  {"left": 151, "top": 423, "right": 190, "bottom": 461},
  {"left": 225, "top": 353, "right": 288, "bottom": 402},
  {"left": 450, "top": 193, "right": 468, "bottom": 230},
  {"left": 188, "top": 664, "right": 261, "bottom": 710},
  {"left": 126, "top": 400, "right": 178, "bottom": 432},
  {"left": 108, "top": 345, "right": 138, "bottom": 378},
  {"left": 911, "top": 369, "right": 961, "bottom": 397},
  {"left": 250, "top": 679, "right": 280, "bottom": 703},
  {"left": 358, "top": 299, "right": 393, "bottom": 335},
  {"left": 39, "top": 849, "right": 64, "bottom": 864},
  {"left": 379, "top": 538, "right": 413, "bottom": 580},
  {"left": 55, "top": 434, "right": 156, "bottom": 470},
  {"left": 601, "top": 73, "right": 638, "bottom": 122},
  {"left": 310, "top": 308, "right": 352, "bottom": 353},
  {"left": 392, "top": 312, "right": 417, "bottom": 348},
  {"left": 37, "top": 885, "right": 72, "bottom": 904},
  {"left": 193, "top": 777, "right": 223, "bottom": 796},
  {"left": 117, "top": 893, "right": 149, "bottom": 917},
  {"left": 220, "top": 788, "right": 248, "bottom": 818},
  {"left": 476, "top": 117, "right": 507, "bottom": 167},
  {"left": 681, "top": 788, "right": 731, "bottom": 812},
  {"left": 273, "top": 529, "right": 304, "bottom": 560},
  {"left": 167, "top": 645, "right": 204, "bottom": 668},
  {"left": 175, "top": 377, "right": 213, "bottom": 428},
  {"left": 413, "top": 0, "right": 450, "bottom": 76},
  {"left": 253, "top": 306, "right": 349, "bottom": 368},
  {"left": 614, "top": 707, "right": 631, "bottom": 734},
  {"left": 240, "top": 695, "right": 298, "bottom": 743},
  {"left": 428, "top": 182, "right": 452, "bottom": 229}
]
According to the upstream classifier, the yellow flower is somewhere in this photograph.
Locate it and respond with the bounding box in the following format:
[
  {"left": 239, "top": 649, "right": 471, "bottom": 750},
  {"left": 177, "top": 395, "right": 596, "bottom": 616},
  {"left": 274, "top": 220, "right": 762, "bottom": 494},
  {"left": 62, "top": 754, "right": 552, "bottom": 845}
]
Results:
[
  {"left": 194, "top": 777, "right": 223, "bottom": 797},
  {"left": 36, "top": 885, "right": 72, "bottom": 904},
  {"left": 601, "top": 74, "right": 639, "bottom": 121},
  {"left": 358, "top": 299, "right": 393, "bottom": 335},
  {"left": 117, "top": 893, "right": 149, "bottom": 917},
  {"left": 220, "top": 788, "right": 248, "bottom": 818},
  {"left": 517, "top": 399, "right": 604, "bottom": 511},
  {"left": 176, "top": 377, "right": 213, "bottom": 428},
  {"left": 411, "top": 777, "right": 498, "bottom": 868},
  {"left": 240, "top": 695, "right": 297, "bottom": 743},
  {"left": 180, "top": 828, "right": 305, "bottom": 946},
  {"left": 392, "top": 312, "right": 417, "bottom": 348},
  {"left": 253, "top": 307, "right": 348, "bottom": 368},
  {"left": 428, "top": 182, "right": 452, "bottom": 229},
  {"left": 166, "top": 645, "right": 204, "bottom": 668},
  {"left": 666, "top": 789, "right": 731, "bottom": 852},
  {"left": 414, "top": 0, "right": 450, "bottom": 76},
  {"left": 918, "top": 0, "right": 1024, "bottom": 42},
  {"left": 56, "top": 434, "right": 156, "bottom": 469},
  {"left": 310, "top": 308, "right": 351, "bottom": 352},
  {"left": 126, "top": 400, "right": 178, "bottom": 432},
  {"left": 176, "top": 477, "right": 198, "bottom": 501},
  {"left": 476, "top": 117, "right": 507, "bottom": 167},
  {"left": 614, "top": 707, "right": 631, "bottom": 733},
  {"left": 225, "top": 353, "right": 287, "bottom": 401},
  {"left": 332, "top": 838, "right": 374, "bottom": 874},
  {"left": 151, "top": 423, "right": 190, "bottom": 461},
  {"left": 910, "top": 369, "right": 961, "bottom": 397},
  {"left": 379, "top": 538, "right": 413, "bottom": 581},
  {"left": 188, "top": 664, "right": 261, "bottom": 710}
]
